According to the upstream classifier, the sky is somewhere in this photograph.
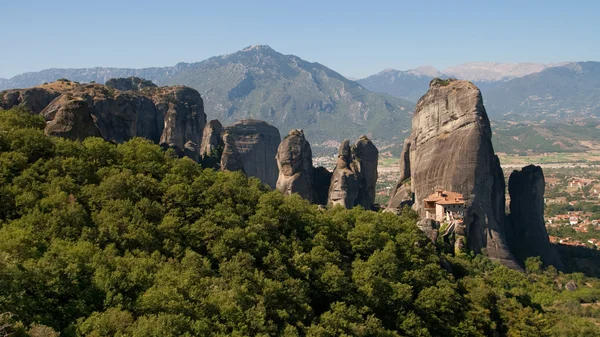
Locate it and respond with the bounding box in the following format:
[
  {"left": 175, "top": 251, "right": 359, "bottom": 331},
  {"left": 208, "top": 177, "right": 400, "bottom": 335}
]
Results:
[{"left": 1, "top": 0, "right": 599, "bottom": 79}]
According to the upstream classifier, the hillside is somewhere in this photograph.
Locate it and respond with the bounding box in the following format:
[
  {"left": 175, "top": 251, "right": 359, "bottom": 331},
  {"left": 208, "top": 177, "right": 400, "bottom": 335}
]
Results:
[
  {"left": 165, "top": 45, "right": 414, "bottom": 152},
  {"left": 359, "top": 62, "right": 600, "bottom": 123},
  {"left": 2, "top": 107, "right": 600, "bottom": 336},
  {"left": 357, "top": 62, "right": 568, "bottom": 102},
  {"left": 492, "top": 121, "right": 600, "bottom": 154},
  {"left": 483, "top": 62, "right": 600, "bottom": 121},
  {"left": 357, "top": 69, "right": 436, "bottom": 103}
]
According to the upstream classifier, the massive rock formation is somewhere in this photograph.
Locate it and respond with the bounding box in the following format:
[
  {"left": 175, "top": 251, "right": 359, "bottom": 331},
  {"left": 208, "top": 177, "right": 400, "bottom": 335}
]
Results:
[
  {"left": 507, "top": 165, "right": 564, "bottom": 270},
  {"left": 312, "top": 167, "right": 333, "bottom": 205},
  {"left": 354, "top": 136, "right": 379, "bottom": 209},
  {"left": 388, "top": 78, "right": 519, "bottom": 269},
  {"left": 1, "top": 78, "right": 206, "bottom": 157},
  {"left": 273, "top": 129, "right": 379, "bottom": 207},
  {"left": 328, "top": 137, "right": 378, "bottom": 210},
  {"left": 200, "top": 120, "right": 224, "bottom": 166},
  {"left": 388, "top": 140, "right": 413, "bottom": 208},
  {"left": 1, "top": 79, "right": 289, "bottom": 188},
  {"left": 155, "top": 87, "right": 206, "bottom": 157},
  {"left": 222, "top": 119, "right": 281, "bottom": 188},
  {"left": 1, "top": 86, "right": 63, "bottom": 114},
  {"left": 220, "top": 131, "right": 245, "bottom": 174},
  {"left": 328, "top": 140, "right": 360, "bottom": 208},
  {"left": 41, "top": 95, "right": 102, "bottom": 140},
  {"left": 276, "top": 129, "right": 314, "bottom": 201},
  {"left": 1, "top": 78, "right": 291, "bottom": 188}
]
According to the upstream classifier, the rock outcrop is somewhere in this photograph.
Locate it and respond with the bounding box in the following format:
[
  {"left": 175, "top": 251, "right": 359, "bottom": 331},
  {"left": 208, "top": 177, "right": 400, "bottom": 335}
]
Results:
[
  {"left": 41, "top": 95, "right": 102, "bottom": 140},
  {"left": 312, "top": 167, "right": 333, "bottom": 205},
  {"left": 1, "top": 79, "right": 293, "bottom": 188},
  {"left": 1, "top": 86, "right": 63, "bottom": 114},
  {"left": 222, "top": 119, "right": 281, "bottom": 188},
  {"left": 388, "top": 140, "right": 413, "bottom": 208},
  {"left": 199, "top": 120, "right": 224, "bottom": 167},
  {"left": 507, "top": 165, "right": 564, "bottom": 270},
  {"left": 0, "top": 79, "right": 290, "bottom": 188},
  {"left": 328, "top": 140, "right": 360, "bottom": 208},
  {"left": 105, "top": 77, "right": 157, "bottom": 91},
  {"left": 276, "top": 129, "right": 314, "bottom": 201},
  {"left": 155, "top": 86, "right": 205, "bottom": 156},
  {"left": 417, "top": 218, "right": 439, "bottom": 243},
  {"left": 1, "top": 78, "right": 206, "bottom": 160},
  {"left": 354, "top": 136, "right": 379, "bottom": 209},
  {"left": 328, "top": 136, "right": 379, "bottom": 210},
  {"left": 388, "top": 78, "right": 519, "bottom": 269},
  {"left": 220, "top": 131, "right": 245, "bottom": 174}
]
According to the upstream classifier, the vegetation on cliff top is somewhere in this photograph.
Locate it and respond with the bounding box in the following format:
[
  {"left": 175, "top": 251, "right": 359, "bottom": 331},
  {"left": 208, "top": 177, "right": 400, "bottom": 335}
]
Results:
[{"left": 1, "top": 107, "right": 600, "bottom": 336}]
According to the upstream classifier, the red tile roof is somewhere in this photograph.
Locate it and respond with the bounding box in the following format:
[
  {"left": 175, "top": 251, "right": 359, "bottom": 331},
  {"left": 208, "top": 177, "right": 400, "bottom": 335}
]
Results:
[{"left": 423, "top": 190, "right": 466, "bottom": 205}]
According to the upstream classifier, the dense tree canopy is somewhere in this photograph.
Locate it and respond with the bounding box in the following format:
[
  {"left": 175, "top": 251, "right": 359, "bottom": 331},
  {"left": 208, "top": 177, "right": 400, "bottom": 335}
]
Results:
[{"left": 1, "top": 107, "right": 600, "bottom": 336}]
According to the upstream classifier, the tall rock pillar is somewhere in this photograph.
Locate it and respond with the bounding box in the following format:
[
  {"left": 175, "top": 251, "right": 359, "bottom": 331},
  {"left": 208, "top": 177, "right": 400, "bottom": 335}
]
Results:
[{"left": 388, "top": 78, "right": 519, "bottom": 269}]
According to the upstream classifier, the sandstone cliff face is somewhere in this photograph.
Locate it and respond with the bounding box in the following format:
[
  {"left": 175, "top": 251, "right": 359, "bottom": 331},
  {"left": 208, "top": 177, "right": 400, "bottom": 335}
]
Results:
[
  {"left": 222, "top": 119, "right": 281, "bottom": 188},
  {"left": 388, "top": 78, "right": 519, "bottom": 269},
  {"left": 507, "top": 165, "right": 564, "bottom": 270},
  {"left": 1, "top": 78, "right": 206, "bottom": 160},
  {"left": 199, "top": 120, "right": 224, "bottom": 167},
  {"left": 276, "top": 129, "right": 314, "bottom": 201},
  {"left": 354, "top": 136, "right": 378, "bottom": 209},
  {"left": 388, "top": 140, "right": 413, "bottom": 208},
  {"left": 328, "top": 140, "right": 360, "bottom": 208},
  {"left": 328, "top": 136, "right": 378, "bottom": 210},
  {"left": 154, "top": 87, "right": 205, "bottom": 156},
  {"left": 220, "top": 131, "right": 245, "bottom": 174},
  {"left": 41, "top": 95, "right": 102, "bottom": 140},
  {"left": 312, "top": 167, "right": 333, "bottom": 205},
  {"left": 1, "top": 86, "right": 63, "bottom": 114},
  {"left": 0, "top": 79, "right": 289, "bottom": 188}
]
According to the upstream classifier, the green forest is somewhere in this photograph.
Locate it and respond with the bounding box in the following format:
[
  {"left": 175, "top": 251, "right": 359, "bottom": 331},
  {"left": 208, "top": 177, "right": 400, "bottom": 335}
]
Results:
[{"left": 2, "top": 107, "right": 600, "bottom": 336}]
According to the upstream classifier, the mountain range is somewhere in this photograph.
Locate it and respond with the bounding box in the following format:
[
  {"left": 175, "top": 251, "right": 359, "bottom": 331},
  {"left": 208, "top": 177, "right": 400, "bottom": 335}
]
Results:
[
  {"left": 358, "top": 61, "right": 600, "bottom": 122},
  {"left": 2, "top": 46, "right": 600, "bottom": 155},
  {"left": 0, "top": 45, "right": 413, "bottom": 154}
]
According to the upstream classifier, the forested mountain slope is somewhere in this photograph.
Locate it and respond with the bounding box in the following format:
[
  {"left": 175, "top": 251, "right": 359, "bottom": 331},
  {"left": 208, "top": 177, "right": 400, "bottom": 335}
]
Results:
[{"left": 1, "top": 108, "right": 600, "bottom": 336}]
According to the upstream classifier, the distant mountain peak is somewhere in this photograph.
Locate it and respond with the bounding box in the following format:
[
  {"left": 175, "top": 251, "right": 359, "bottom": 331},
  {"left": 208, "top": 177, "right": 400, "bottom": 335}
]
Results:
[
  {"left": 379, "top": 68, "right": 397, "bottom": 74},
  {"left": 406, "top": 66, "right": 442, "bottom": 78},
  {"left": 375, "top": 66, "right": 442, "bottom": 78},
  {"left": 241, "top": 45, "right": 274, "bottom": 52}
]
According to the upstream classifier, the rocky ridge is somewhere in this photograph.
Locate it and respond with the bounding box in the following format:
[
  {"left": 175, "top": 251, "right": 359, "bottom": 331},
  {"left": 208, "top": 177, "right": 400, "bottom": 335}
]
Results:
[
  {"left": 1, "top": 78, "right": 206, "bottom": 154},
  {"left": 275, "top": 131, "right": 379, "bottom": 210},
  {"left": 0, "top": 78, "right": 282, "bottom": 188}
]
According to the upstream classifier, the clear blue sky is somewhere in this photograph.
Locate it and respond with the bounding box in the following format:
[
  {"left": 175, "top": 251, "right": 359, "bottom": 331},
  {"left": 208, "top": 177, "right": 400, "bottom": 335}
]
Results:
[{"left": 1, "top": 0, "right": 598, "bottom": 79}]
